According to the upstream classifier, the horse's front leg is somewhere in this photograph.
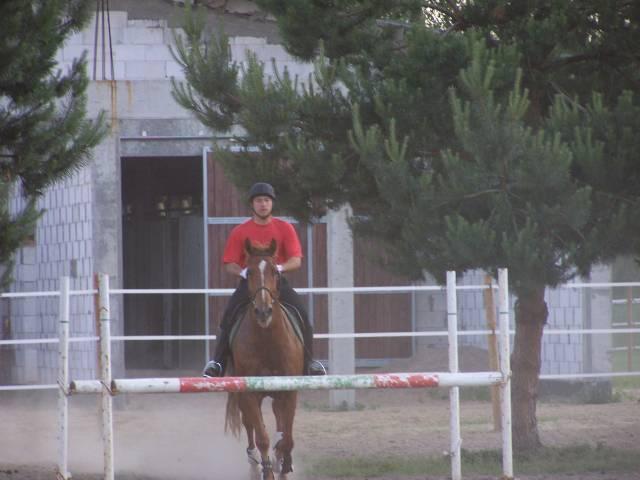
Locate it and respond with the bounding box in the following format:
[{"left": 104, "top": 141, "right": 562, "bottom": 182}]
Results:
[
  {"left": 271, "top": 392, "right": 298, "bottom": 477},
  {"left": 240, "top": 394, "right": 274, "bottom": 480}
]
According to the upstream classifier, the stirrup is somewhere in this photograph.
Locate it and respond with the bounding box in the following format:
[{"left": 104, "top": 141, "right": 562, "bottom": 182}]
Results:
[
  {"left": 308, "top": 360, "right": 327, "bottom": 376},
  {"left": 202, "top": 360, "right": 223, "bottom": 378}
]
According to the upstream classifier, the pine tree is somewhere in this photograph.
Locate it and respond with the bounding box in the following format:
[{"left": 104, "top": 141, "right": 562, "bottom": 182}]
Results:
[
  {"left": 172, "top": 1, "right": 640, "bottom": 450},
  {"left": 0, "top": 0, "right": 106, "bottom": 289}
]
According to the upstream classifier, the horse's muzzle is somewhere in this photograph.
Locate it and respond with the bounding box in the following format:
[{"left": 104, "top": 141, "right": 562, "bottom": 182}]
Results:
[{"left": 254, "top": 306, "right": 273, "bottom": 327}]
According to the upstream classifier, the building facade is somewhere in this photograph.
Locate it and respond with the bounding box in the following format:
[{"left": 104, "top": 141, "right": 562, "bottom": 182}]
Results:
[{"left": 2, "top": 1, "right": 613, "bottom": 388}]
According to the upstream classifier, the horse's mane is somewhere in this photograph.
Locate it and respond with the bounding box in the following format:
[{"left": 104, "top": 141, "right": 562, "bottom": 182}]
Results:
[
  {"left": 248, "top": 249, "right": 274, "bottom": 257},
  {"left": 245, "top": 238, "right": 277, "bottom": 259}
]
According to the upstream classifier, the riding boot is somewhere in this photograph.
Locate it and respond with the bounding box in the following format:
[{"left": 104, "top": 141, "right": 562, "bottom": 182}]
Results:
[
  {"left": 202, "top": 326, "right": 231, "bottom": 377},
  {"left": 302, "top": 325, "right": 327, "bottom": 376},
  {"left": 202, "top": 280, "right": 249, "bottom": 377}
]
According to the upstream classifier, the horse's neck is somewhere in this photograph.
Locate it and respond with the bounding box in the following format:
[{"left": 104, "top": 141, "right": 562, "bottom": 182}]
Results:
[{"left": 238, "top": 302, "right": 303, "bottom": 375}]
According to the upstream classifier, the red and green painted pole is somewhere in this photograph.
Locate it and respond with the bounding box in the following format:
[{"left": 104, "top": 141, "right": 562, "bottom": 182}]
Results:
[{"left": 70, "top": 371, "right": 502, "bottom": 395}]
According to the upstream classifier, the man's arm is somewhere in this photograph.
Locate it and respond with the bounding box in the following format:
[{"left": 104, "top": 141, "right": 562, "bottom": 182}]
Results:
[
  {"left": 279, "top": 256, "right": 301, "bottom": 273},
  {"left": 226, "top": 257, "right": 300, "bottom": 277},
  {"left": 225, "top": 262, "right": 244, "bottom": 277}
]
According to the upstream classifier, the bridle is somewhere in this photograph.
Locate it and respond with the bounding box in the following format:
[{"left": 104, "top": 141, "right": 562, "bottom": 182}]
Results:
[
  {"left": 247, "top": 259, "right": 281, "bottom": 314},
  {"left": 249, "top": 285, "right": 278, "bottom": 306}
]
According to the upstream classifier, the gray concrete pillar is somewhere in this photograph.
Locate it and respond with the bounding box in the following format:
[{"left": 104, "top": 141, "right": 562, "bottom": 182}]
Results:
[
  {"left": 584, "top": 264, "right": 612, "bottom": 374},
  {"left": 327, "top": 205, "right": 355, "bottom": 409},
  {"left": 91, "top": 84, "right": 125, "bottom": 378}
]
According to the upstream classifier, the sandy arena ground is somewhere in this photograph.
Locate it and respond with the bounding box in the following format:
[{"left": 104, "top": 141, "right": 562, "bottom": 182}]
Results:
[
  {"left": 2, "top": 387, "right": 639, "bottom": 479},
  {"left": 1, "top": 347, "right": 639, "bottom": 479}
]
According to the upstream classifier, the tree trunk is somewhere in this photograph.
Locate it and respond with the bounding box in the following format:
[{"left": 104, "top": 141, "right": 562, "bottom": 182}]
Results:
[{"left": 511, "top": 286, "right": 548, "bottom": 452}]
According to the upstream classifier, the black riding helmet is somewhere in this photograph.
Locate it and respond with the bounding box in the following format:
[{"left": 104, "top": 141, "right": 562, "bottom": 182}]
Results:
[{"left": 248, "top": 182, "right": 276, "bottom": 201}]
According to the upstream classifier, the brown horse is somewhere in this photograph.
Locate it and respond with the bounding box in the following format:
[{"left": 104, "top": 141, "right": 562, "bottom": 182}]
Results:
[{"left": 225, "top": 238, "right": 304, "bottom": 480}]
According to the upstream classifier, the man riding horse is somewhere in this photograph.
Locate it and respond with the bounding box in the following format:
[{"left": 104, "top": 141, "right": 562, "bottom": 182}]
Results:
[{"left": 203, "top": 182, "right": 326, "bottom": 377}]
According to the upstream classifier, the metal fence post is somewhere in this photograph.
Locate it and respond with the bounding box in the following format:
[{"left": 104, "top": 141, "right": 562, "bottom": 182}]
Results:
[
  {"left": 98, "top": 274, "right": 114, "bottom": 480},
  {"left": 498, "top": 268, "right": 513, "bottom": 479},
  {"left": 446, "top": 271, "right": 461, "bottom": 480},
  {"left": 56, "top": 277, "right": 71, "bottom": 480}
]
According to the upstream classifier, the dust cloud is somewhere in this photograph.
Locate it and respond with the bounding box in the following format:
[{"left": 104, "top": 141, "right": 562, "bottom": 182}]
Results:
[{"left": 1, "top": 391, "right": 298, "bottom": 480}]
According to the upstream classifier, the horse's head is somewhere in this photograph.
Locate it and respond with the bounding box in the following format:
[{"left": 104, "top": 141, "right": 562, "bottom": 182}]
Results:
[{"left": 244, "top": 238, "right": 280, "bottom": 328}]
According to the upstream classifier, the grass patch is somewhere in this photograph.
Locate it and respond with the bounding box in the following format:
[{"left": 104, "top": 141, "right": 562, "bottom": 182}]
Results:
[
  {"left": 514, "top": 444, "right": 640, "bottom": 474},
  {"left": 303, "top": 445, "right": 640, "bottom": 477},
  {"left": 304, "top": 454, "right": 452, "bottom": 478}
]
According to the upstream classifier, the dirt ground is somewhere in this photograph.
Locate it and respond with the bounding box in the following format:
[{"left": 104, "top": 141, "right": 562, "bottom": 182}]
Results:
[{"left": 1, "top": 347, "right": 639, "bottom": 479}]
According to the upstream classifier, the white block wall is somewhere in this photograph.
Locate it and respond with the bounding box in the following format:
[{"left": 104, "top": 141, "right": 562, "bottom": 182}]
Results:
[
  {"left": 8, "top": 168, "right": 96, "bottom": 384},
  {"left": 458, "top": 270, "right": 586, "bottom": 375},
  {"left": 56, "top": 12, "right": 315, "bottom": 82}
]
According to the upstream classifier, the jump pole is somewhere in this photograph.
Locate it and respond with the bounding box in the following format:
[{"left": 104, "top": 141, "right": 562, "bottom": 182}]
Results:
[{"left": 70, "top": 371, "right": 504, "bottom": 394}]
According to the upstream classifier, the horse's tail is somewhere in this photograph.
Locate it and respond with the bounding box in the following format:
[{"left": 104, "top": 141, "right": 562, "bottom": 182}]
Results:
[{"left": 225, "top": 392, "right": 242, "bottom": 438}]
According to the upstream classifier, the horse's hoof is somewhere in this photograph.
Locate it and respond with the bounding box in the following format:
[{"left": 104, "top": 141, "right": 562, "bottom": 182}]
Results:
[
  {"left": 247, "top": 447, "right": 261, "bottom": 465},
  {"left": 262, "top": 470, "right": 275, "bottom": 480},
  {"left": 261, "top": 459, "right": 274, "bottom": 480},
  {"left": 272, "top": 456, "right": 282, "bottom": 474},
  {"left": 272, "top": 431, "right": 284, "bottom": 474},
  {"left": 249, "top": 464, "right": 261, "bottom": 480}
]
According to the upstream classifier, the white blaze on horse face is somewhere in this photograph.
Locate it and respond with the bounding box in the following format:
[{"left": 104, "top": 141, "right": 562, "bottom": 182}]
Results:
[{"left": 259, "top": 260, "right": 267, "bottom": 303}]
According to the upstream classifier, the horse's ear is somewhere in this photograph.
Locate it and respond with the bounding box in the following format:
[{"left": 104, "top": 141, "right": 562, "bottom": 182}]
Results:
[
  {"left": 267, "top": 238, "right": 277, "bottom": 257},
  {"left": 244, "top": 238, "right": 253, "bottom": 256}
]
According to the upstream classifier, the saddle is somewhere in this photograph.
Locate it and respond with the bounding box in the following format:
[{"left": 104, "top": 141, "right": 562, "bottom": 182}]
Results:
[{"left": 228, "top": 302, "right": 305, "bottom": 347}]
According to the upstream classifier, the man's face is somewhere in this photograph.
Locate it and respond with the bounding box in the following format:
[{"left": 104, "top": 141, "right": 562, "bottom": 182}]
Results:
[{"left": 252, "top": 195, "right": 273, "bottom": 218}]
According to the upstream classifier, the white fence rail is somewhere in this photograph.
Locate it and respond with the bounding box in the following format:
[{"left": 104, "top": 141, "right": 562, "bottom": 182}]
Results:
[
  {"left": 3, "top": 281, "right": 640, "bottom": 388},
  {"left": 3, "top": 275, "right": 640, "bottom": 478},
  {"left": 2, "top": 270, "right": 518, "bottom": 480}
]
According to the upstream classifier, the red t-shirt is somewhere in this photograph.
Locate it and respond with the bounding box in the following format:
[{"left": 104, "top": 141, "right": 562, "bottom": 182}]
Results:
[{"left": 222, "top": 218, "right": 303, "bottom": 267}]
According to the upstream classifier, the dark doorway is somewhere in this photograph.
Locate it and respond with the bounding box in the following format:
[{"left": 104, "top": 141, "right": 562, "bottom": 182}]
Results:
[{"left": 121, "top": 156, "right": 205, "bottom": 372}]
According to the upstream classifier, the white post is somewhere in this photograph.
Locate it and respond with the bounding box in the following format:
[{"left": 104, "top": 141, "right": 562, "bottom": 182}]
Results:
[
  {"left": 327, "top": 205, "right": 355, "bottom": 409},
  {"left": 56, "top": 277, "right": 71, "bottom": 480},
  {"left": 98, "top": 274, "right": 114, "bottom": 480},
  {"left": 498, "top": 268, "right": 513, "bottom": 479},
  {"left": 446, "top": 271, "right": 461, "bottom": 480}
]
